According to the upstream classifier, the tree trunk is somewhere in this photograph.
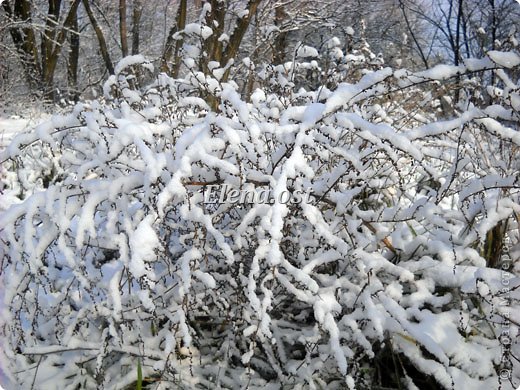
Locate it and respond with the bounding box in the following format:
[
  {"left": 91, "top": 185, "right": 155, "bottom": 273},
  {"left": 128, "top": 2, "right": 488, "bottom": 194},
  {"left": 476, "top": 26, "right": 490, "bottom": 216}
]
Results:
[
  {"left": 489, "top": 0, "right": 496, "bottom": 87},
  {"left": 131, "top": 0, "right": 142, "bottom": 55},
  {"left": 221, "top": 0, "right": 263, "bottom": 82},
  {"left": 119, "top": 0, "right": 128, "bottom": 57},
  {"left": 272, "top": 4, "right": 288, "bottom": 64},
  {"left": 42, "top": 0, "right": 80, "bottom": 100},
  {"left": 68, "top": 8, "right": 80, "bottom": 101},
  {"left": 202, "top": 0, "right": 226, "bottom": 68},
  {"left": 160, "top": 0, "right": 186, "bottom": 77},
  {"left": 454, "top": 0, "right": 463, "bottom": 66},
  {"left": 82, "top": 0, "right": 114, "bottom": 75},
  {"left": 3, "top": 0, "right": 42, "bottom": 93},
  {"left": 41, "top": 0, "right": 62, "bottom": 96},
  {"left": 42, "top": 0, "right": 79, "bottom": 101}
]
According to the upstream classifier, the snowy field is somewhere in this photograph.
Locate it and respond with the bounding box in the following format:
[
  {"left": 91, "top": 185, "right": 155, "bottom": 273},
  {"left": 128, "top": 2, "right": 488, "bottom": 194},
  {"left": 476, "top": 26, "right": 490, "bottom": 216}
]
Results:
[
  {"left": 0, "top": 114, "right": 49, "bottom": 212},
  {"left": 0, "top": 115, "right": 48, "bottom": 150}
]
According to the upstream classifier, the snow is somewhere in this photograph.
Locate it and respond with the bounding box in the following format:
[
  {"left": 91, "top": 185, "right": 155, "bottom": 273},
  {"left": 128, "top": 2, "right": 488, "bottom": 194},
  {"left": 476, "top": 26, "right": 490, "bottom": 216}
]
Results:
[
  {"left": 414, "top": 64, "right": 463, "bottom": 80},
  {"left": 487, "top": 50, "right": 520, "bottom": 68},
  {"left": 297, "top": 45, "right": 319, "bottom": 58},
  {"left": 218, "top": 33, "right": 230, "bottom": 42},
  {"left": 129, "top": 215, "right": 160, "bottom": 278},
  {"left": 114, "top": 54, "right": 153, "bottom": 75},
  {"left": 464, "top": 57, "right": 494, "bottom": 71},
  {"left": 237, "top": 9, "right": 250, "bottom": 18},
  {"left": 0, "top": 115, "right": 49, "bottom": 150},
  {"left": 2, "top": 43, "right": 520, "bottom": 390},
  {"left": 184, "top": 23, "right": 213, "bottom": 39}
]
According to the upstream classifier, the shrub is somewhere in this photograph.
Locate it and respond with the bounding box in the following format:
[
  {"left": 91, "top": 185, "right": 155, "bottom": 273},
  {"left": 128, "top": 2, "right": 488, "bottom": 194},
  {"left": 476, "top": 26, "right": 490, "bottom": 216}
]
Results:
[{"left": 1, "top": 38, "right": 519, "bottom": 389}]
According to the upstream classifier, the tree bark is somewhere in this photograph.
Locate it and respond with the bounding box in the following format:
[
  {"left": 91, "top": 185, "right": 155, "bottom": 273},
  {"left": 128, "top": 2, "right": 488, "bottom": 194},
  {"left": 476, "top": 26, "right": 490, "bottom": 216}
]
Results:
[
  {"left": 131, "top": 0, "right": 142, "bottom": 55},
  {"left": 68, "top": 8, "right": 80, "bottom": 101},
  {"left": 160, "top": 0, "right": 186, "bottom": 77},
  {"left": 203, "top": 0, "right": 226, "bottom": 67},
  {"left": 41, "top": 0, "right": 62, "bottom": 88},
  {"left": 454, "top": 0, "right": 463, "bottom": 66},
  {"left": 3, "top": 0, "right": 42, "bottom": 92},
  {"left": 42, "top": 0, "right": 81, "bottom": 99},
  {"left": 272, "top": 4, "right": 288, "bottom": 64},
  {"left": 221, "top": 0, "right": 263, "bottom": 82},
  {"left": 82, "top": 0, "right": 114, "bottom": 75},
  {"left": 489, "top": 0, "right": 496, "bottom": 87},
  {"left": 119, "top": 0, "right": 128, "bottom": 57}
]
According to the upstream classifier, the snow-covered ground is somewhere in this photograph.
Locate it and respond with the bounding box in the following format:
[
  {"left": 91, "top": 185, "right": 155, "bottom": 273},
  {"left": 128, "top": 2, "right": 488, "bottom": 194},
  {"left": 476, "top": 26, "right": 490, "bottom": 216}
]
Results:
[
  {"left": 0, "top": 115, "right": 48, "bottom": 150},
  {"left": 0, "top": 114, "right": 49, "bottom": 212}
]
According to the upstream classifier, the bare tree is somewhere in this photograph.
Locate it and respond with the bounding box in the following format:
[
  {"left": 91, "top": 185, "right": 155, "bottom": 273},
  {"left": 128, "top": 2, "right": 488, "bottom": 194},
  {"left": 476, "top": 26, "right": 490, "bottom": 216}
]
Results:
[
  {"left": 405, "top": 0, "right": 520, "bottom": 64},
  {"left": 82, "top": 0, "right": 114, "bottom": 75},
  {"left": 160, "top": 0, "right": 186, "bottom": 77},
  {"left": 2, "top": 0, "right": 80, "bottom": 100}
]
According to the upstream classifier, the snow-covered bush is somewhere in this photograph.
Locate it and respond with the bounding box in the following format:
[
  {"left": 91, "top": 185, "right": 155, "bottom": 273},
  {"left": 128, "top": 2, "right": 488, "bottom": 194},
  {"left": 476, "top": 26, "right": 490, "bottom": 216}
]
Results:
[{"left": 1, "top": 39, "right": 520, "bottom": 389}]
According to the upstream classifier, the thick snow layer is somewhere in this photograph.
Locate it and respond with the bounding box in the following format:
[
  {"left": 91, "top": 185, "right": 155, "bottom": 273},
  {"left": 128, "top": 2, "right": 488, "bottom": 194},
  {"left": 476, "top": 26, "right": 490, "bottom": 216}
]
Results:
[
  {"left": 297, "top": 45, "right": 319, "bottom": 58},
  {"left": 414, "top": 64, "right": 463, "bottom": 80},
  {"left": 129, "top": 215, "right": 160, "bottom": 278},
  {"left": 184, "top": 23, "right": 213, "bottom": 39},
  {"left": 114, "top": 54, "right": 153, "bottom": 75},
  {"left": 487, "top": 50, "right": 520, "bottom": 68},
  {"left": 0, "top": 115, "right": 49, "bottom": 150}
]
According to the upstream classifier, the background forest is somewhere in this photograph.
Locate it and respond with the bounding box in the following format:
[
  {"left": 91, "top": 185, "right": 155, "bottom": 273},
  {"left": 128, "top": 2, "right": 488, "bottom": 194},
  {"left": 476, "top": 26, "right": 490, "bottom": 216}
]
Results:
[{"left": 1, "top": 0, "right": 519, "bottom": 107}]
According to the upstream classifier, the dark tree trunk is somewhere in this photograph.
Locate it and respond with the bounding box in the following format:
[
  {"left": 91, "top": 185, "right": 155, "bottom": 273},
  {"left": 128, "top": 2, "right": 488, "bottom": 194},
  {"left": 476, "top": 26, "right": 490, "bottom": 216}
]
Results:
[
  {"left": 273, "top": 4, "right": 288, "bottom": 64},
  {"left": 131, "top": 0, "right": 142, "bottom": 55},
  {"left": 119, "top": 0, "right": 128, "bottom": 57},
  {"left": 68, "top": 9, "right": 80, "bottom": 101},
  {"left": 160, "top": 0, "right": 186, "bottom": 77},
  {"left": 221, "top": 0, "right": 263, "bottom": 82},
  {"left": 3, "top": 0, "right": 42, "bottom": 93},
  {"left": 82, "top": 0, "right": 114, "bottom": 75}
]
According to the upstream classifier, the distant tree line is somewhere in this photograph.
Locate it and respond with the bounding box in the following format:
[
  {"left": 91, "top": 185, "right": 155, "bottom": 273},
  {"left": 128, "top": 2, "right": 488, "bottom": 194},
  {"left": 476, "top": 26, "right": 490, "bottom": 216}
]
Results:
[{"left": 0, "top": 0, "right": 519, "bottom": 109}]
